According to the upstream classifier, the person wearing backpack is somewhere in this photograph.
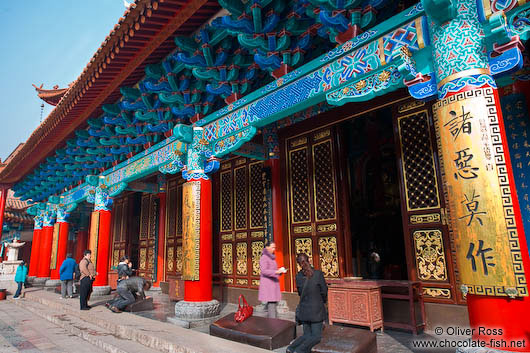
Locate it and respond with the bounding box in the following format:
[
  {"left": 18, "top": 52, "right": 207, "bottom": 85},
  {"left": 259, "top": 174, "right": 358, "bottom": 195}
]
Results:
[
  {"left": 59, "top": 253, "right": 77, "bottom": 299},
  {"left": 13, "top": 261, "right": 28, "bottom": 299}
]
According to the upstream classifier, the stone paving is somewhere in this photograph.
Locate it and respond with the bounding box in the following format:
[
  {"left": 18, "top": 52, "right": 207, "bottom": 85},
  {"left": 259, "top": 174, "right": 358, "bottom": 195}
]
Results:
[
  {"left": 132, "top": 290, "right": 463, "bottom": 353},
  {"left": 8, "top": 287, "right": 471, "bottom": 353},
  {"left": 0, "top": 300, "right": 107, "bottom": 353}
]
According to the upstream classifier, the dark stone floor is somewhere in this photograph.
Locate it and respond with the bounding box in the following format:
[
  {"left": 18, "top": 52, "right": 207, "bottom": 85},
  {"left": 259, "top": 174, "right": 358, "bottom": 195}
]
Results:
[{"left": 113, "top": 290, "right": 468, "bottom": 353}]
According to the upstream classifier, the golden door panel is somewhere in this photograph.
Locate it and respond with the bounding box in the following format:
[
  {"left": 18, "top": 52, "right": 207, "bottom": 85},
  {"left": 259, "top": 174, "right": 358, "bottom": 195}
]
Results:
[
  {"left": 165, "top": 178, "right": 184, "bottom": 278},
  {"left": 286, "top": 127, "right": 342, "bottom": 280},
  {"left": 222, "top": 243, "right": 233, "bottom": 275},
  {"left": 138, "top": 194, "right": 158, "bottom": 280},
  {"left": 393, "top": 102, "right": 458, "bottom": 303},
  {"left": 397, "top": 111, "right": 441, "bottom": 211},
  {"left": 413, "top": 230, "right": 447, "bottom": 281},
  {"left": 217, "top": 158, "right": 265, "bottom": 288}
]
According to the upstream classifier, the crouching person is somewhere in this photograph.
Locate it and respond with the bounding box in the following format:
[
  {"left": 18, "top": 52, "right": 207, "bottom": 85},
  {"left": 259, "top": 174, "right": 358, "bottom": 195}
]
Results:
[{"left": 107, "top": 276, "right": 151, "bottom": 313}]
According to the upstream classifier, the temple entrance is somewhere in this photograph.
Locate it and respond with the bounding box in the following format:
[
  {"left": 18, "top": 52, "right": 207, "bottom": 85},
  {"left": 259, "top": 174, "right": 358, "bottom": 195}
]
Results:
[{"left": 341, "top": 107, "right": 407, "bottom": 280}]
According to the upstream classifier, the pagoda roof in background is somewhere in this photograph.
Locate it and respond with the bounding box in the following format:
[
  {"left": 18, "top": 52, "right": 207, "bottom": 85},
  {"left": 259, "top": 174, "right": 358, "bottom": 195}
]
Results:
[
  {"left": 32, "top": 84, "right": 70, "bottom": 106},
  {"left": 0, "top": 0, "right": 220, "bottom": 184},
  {"left": 5, "top": 189, "right": 32, "bottom": 225}
]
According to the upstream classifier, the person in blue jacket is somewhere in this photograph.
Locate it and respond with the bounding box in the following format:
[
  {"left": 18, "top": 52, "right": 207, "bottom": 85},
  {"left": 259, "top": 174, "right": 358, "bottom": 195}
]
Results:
[
  {"left": 59, "top": 254, "right": 77, "bottom": 299},
  {"left": 13, "top": 261, "right": 28, "bottom": 299}
]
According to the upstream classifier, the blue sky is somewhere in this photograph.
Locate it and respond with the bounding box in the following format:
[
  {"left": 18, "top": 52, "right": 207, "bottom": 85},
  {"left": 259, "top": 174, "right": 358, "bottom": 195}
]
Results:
[{"left": 0, "top": 1, "right": 127, "bottom": 161}]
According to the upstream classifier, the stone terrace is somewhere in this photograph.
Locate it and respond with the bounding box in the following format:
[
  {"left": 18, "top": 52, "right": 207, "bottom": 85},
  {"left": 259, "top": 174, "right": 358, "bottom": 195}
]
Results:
[{"left": 9, "top": 288, "right": 464, "bottom": 353}]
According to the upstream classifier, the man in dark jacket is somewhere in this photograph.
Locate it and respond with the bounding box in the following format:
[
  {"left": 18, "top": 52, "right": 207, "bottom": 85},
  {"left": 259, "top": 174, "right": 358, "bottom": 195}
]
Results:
[
  {"left": 59, "top": 254, "right": 77, "bottom": 298},
  {"left": 116, "top": 255, "right": 133, "bottom": 284},
  {"left": 107, "top": 276, "right": 151, "bottom": 313}
]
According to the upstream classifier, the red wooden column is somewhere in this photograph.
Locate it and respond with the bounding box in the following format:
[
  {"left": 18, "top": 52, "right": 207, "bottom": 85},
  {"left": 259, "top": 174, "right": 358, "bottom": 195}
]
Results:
[
  {"left": 37, "top": 207, "right": 55, "bottom": 279},
  {"left": 154, "top": 192, "right": 167, "bottom": 287},
  {"left": 28, "top": 215, "right": 43, "bottom": 277},
  {"left": 50, "top": 211, "right": 69, "bottom": 281},
  {"left": 93, "top": 210, "right": 112, "bottom": 288},
  {"left": 90, "top": 183, "right": 113, "bottom": 294},
  {"left": 0, "top": 187, "right": 7, "bottom": 244},
  {"left": 263, "top": 126, "right": 287, "bottom": 290},
  {"left": 172, "top": 127, "right": 220, "bottom": 327},
  {"left": 184, "top": 177, "right": 213, "bottom": 302},
  {"left": 265, "top": 158, "right": 286, "bottom": 291}
]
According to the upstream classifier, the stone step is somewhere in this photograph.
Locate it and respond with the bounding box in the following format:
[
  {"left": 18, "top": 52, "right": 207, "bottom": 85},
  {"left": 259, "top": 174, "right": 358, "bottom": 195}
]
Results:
[
  {"left": 11, "top": 297, "right": 160, "bottom": 353},
  {"left": 20, "top": 289, "right": 270, "bottom": 353}
]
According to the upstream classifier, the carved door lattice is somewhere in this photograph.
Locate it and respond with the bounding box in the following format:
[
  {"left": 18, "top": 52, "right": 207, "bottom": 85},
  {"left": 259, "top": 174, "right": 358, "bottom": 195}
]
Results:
[
  {"left": 111, "top": 198, "right": 128, "bottom": 268},
  {"left": 394, "top": 103, "right": 458, "bottom": 303},
  {"left": 287, "top": 128, "right": 342, "bottom": 279},
  {"left": 138, "top": 194, "right": 158, "bottom": 280},
  {"left": 165, "top": 178, "right": 184, "bottom": 277},
  {"left": 218, "top": 158, "right": 265, "bottom": 288}
]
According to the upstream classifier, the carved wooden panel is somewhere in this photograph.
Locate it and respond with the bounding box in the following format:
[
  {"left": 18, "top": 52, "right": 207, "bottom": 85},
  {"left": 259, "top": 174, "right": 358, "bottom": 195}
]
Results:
[
  {"left": 217, "top": 158, "right": 265, "bottom": 289},
  {"left": 398, "top": 111, "right": 440, "bottom": 211},
  {"left": 328, "top": 286, "right": 383, "bottom": 331},
  {"left": 289, "top": 148, "right": 311, "bottom": 223},
  {"left": 313, "top": 140, "right": 336, "bottom": 221},
  {"left": 234, "top": 167, "right": 248, "bottom": 230},
  {"left": 165, "top": 177, "right": 184, "bottom": 279},
  {"left": 111, "top": 197, "right": 128, "bottom": 268},
  {"left": 138, "top": 194, "right": 158, "bottom": 280},
  {"left": 286, "top": 128, "right": 342, "bottom": 281},
  {"left": 394, "top": 102, "right": 459, "bottom": 304},
  {"left": 413, "top": 229, "right": 448, "bottom": 281},
  {"left": 222, "top": 243, "right": 233, "bottom": 275},
  {"left": 249, "top": 162, "right": 264, "bottom": 229}
]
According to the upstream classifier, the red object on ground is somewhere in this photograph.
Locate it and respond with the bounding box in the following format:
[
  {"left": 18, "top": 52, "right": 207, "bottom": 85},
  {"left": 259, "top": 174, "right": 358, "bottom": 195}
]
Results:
[
  {"left": 28, "top": 228, "right": 42, "bottom": 277},
  {"left": 37, "top": 226, "right": 54, "bottom": 278},
  {"left": 50, "top": 222, "right": 69, "bottom": 280},
  {"left": 93, "top": 210, "right": 111, "bottom": 287},
  {"left": 184, "top": 178, "right": 213, "bottom": 302}
]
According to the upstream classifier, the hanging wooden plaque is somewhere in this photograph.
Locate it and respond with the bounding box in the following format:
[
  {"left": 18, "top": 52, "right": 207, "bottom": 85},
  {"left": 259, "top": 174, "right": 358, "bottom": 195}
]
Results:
[
  {"left": 433, "top": 87, "right": 527, "bottom": 297},
  {"left": 182, "top": 181, "right": 201, "bottom": 281}
]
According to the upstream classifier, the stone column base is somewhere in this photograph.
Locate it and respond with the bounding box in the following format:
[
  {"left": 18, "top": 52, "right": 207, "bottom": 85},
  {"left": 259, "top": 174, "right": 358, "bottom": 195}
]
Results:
[
  {"left": 27, "top": 276, "right": 36, "bottom": 283},
  {"left": 91, "top": 285, "right": 111, "bottom": 296},
  {"left": 168, "top": 299, "right": 221, "bottom": 328},
  {"left": 44, "top": 279, "right": 61, "bottom": 287},
  {"left": 33, "top": 277, "right": 49, "bottom": 285},
  {"left": 457, "top": 348, "right": 517, "bottom": 353}
]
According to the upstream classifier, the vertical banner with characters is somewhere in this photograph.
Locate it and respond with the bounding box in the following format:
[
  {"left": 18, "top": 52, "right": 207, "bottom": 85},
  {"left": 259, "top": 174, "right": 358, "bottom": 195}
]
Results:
[
  {"left": 433, "top": 87, "right": 527, "bottom": 297},
  {"left": 501, "top": 92, "right": 530, "bottom": 258},
  {"left": 262, "top": 166, "right": 273, "bottom": 243},
  {"left": 182, "top": 181, "right": 201, "bottom": 281},
  {"left": 50, "top": 223, "right": 60, "bottom": 269},
  {"left": 89, "top": 211, "right": 99, "bottom": 268}
]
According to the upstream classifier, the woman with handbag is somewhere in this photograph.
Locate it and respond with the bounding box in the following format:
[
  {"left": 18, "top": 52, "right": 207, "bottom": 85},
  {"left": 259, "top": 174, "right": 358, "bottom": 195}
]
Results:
[
  {"left": 258, "top": 241, "right": 286, "bottom": 318},
  {"left": 287, "top": 253, "right": 328, "bottom": 353}
]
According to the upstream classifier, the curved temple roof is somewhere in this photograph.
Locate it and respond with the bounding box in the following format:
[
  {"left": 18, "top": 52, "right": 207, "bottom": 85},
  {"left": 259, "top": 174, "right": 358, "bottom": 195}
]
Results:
[
  {"left": 32, "top": 84, "right": 70, "bottom": 106},
  {"left": 2, "top": 0, "right": 413, "bottom": 201}
]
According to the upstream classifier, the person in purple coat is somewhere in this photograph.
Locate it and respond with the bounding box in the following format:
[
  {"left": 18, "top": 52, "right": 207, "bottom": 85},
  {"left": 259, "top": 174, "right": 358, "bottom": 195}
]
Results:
[{"left": 258, "top": 241, "right": 287, "bottom": 318}]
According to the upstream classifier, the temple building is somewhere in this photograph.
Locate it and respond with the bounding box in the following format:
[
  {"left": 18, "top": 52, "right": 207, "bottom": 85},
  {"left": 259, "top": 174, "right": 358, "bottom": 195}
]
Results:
[{"left": 0, "top": 0, "right": 529, "bottom": 350}]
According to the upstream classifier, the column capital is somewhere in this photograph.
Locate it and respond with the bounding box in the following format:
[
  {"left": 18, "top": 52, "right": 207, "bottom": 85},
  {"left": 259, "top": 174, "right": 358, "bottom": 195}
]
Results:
[
  {"left": 56, "top": 204, "right": 70, "bottom": 223},
  {"left": 94, "top": 184, "right": 113, "bottom": 212},
  {"left": 33, "top": 215, "right": 43, "bottom": 230}
]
